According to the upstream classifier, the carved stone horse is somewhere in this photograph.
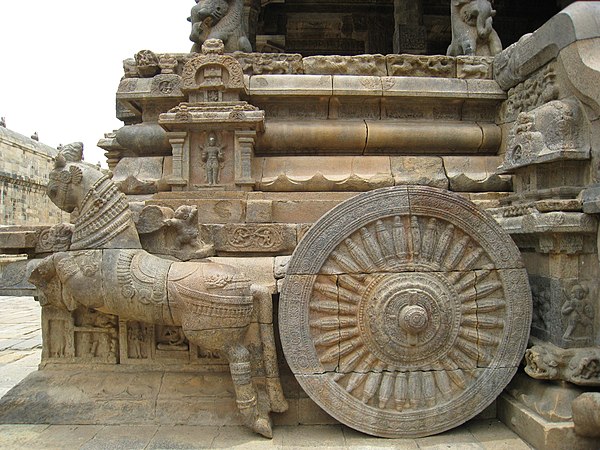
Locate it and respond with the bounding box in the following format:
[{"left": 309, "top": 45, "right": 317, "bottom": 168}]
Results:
[{"left": 28, "top": 143, "right": 287, "bottom": 437}]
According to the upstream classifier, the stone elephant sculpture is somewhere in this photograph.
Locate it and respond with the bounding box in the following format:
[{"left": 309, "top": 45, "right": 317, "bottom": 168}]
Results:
[{"left": 447, "top": 0, "right": 502, "bottom": 56}]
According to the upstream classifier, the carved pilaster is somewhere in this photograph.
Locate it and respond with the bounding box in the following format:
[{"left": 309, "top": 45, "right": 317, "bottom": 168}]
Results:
[
  {"left": 167, "top": 132, "right": 189, "bottom": 191},
  {"left": 244, "top": 0, "right": 261, "bottom": 51},
  {"left": 235, "top": 131, "right": 256, "bottom": 190}
]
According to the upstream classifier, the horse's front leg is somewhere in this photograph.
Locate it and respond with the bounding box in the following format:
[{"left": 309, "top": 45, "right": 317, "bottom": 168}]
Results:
[{"left": 225, "top": 342, "right": 273, "bottom": 438}]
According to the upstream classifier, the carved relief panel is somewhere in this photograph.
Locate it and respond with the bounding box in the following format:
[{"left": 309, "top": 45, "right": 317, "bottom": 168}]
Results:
[{"left": 42, "top": 307, "right": 118, "bottom": 364}]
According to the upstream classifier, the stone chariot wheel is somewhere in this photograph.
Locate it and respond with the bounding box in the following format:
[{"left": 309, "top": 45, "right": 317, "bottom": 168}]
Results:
[{"left": 279, "top": 186, "right": 532, "bottom": 438}]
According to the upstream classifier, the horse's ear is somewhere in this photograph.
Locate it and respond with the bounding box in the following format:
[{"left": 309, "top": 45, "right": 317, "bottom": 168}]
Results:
[
  {"left": 69, "top": 166, "right": 83, "bottom": 185},
  {"left": 55, "top": 153, "right": 67, "bottom": 169}
]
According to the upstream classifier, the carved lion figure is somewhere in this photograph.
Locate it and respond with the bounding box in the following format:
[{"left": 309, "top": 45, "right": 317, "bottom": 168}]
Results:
[{"left": 188, "top": 0, "right": 252, "bottom": 53}]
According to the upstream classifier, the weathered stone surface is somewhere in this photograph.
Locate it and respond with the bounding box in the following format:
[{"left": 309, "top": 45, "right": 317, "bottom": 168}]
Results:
[
  {"left": 113, "top": 157, "right": 165, "bottom": 195},
  {"left": 443, "top": 156, "right": 512, "bottom": 192},
  {"left": 0, "top": 259, "right": 39, "bottom": 296},
  {"left": 386, "top": 55, "right": 455, "bottom": 78},
  {"left": 269, "top": 195, "right": 355, "bottom": 224},
  {"left": 258, "top": 156, "right": 393, "bottom": 192},
  {"left": 456, "top": 56, "right": 493, "bottom": 79},
  {"left": 280, "top": 186, "right": 531, "bottom": 438},
  {"left": 572, "top": 393, "right": 600, "bottom": 438},
  {"left": 246, "top": 200, "right": 273, "bottom": 224},
  {"left": 274, "top": 256, "right": 291, "bottom": 280},
  {"left": 303, "top": 55, "right": 387, "bottom": 76},
  {"left": 391, "top": 156, "right": 448, "bottom": 189},
  {"left": 234, "top": 52, "right": 304, "bottom": 75},
  {"left": 525, "top": 341, "right": 600, "bottom": 386},
  {"left": 249, "top": 75, "right": 333, "bottom": 96},
  {"left": 494, "top": 2, "right": 600, "bottom": 90},
  {"left": 0, "top": 230, "right": 40, "bottom": 251},
  {"left": 499, "top": 374, "right": 600, "bottom": 450}
]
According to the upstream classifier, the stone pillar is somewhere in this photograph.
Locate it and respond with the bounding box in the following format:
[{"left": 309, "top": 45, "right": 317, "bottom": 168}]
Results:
[
  {"left": 393, "top": 0, "right": 427, "bottom": 54},
  {"left": 492, "top": 4, "right": 600, "bottom": 449},
  {"left": 235, "top": 130, "right": 256, "bottom": 190},
  {"left": 167, "top": 132, "right": 189, "bottom": 191},
  {"left": 244, "top": 0, "right": 261, "bottom": 51}
]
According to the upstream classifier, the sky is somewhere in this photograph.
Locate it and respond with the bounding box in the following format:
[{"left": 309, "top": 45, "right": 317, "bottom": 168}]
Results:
[{"left": 1, "top": 1, "right": 195, "bottom": 167}]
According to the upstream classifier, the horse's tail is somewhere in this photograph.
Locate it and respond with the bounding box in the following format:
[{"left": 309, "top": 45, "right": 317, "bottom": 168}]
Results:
[{"left": 252, "top": 284, "right": 288, "bottom": 413}]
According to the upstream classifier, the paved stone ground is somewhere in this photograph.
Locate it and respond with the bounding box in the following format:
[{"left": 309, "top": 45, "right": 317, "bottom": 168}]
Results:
[{"left": 0, "top": 296, "right": 533, "bottom": 449}]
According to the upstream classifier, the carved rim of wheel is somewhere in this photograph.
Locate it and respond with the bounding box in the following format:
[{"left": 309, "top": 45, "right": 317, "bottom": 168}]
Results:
[{"left": 279, "top": 186, "right": 532, "bottom": 438}]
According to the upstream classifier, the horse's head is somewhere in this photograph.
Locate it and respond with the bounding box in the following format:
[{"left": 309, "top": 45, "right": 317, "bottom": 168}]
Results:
[
  {"left": 29, "top": 253, "right": 82, "bottom": 311},
  {"left": 47, "top": 142, "right": 86, "bottom": 213},
  {"left": 28, "top": 255, "right": 64, "bottom": 309}
]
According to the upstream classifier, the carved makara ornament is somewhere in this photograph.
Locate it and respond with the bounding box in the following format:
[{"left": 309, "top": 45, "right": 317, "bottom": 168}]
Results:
[
  {"left": 30, "top": 144, "right": 287, "bottom": 438},
  {"left": 280, "top": 186, "right": 531, "bottom": 438}
]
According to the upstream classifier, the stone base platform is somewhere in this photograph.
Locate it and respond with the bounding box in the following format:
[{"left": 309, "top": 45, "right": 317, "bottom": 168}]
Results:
[
  {"left": 0, "top": 368, "right": 333, "bottom": 428},
  {"left": 498, "top": 393, "right": 598, "bottom": 450}
]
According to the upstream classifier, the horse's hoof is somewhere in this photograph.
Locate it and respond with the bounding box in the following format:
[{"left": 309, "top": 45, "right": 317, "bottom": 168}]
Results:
[{"left": 252, "top": 416, "right": 273, "bottom": 439}]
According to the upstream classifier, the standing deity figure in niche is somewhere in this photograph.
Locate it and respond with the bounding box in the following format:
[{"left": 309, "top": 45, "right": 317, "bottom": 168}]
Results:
[
  {"left": 562, "top": 284, "right": 594, "bottom": 341},
  {"left": 201, "top": 132, "right": 224, "bottom": 185}
]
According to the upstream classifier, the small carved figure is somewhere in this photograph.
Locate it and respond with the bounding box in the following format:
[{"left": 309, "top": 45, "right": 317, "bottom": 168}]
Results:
[
  {"left": 128, "top": 322, "right": 146, "bottom": 359},
  {"left": 31, "top": 132, "right": 39, "bottom": 141},
  {"left": 447, "top": 0, "right": 502, "bottom": 57},
  {"left": 51, "top": 321, "right": 68, "bottom": 357},
  {"left": 188, "top": 0, "right": 252, "bottom": 53},
  {"left": 562, "top": 284, "right": 594, "bottom": 341},
  {"left": 158, "top": 54, "right": 178, "bottom": 74},
  {"left": 201, "top": 132, "right": 224, "bottom": 185},
  {"left": 157, "top": 326, "right": 189, "bottom": 351},
  {"left": 135, "top": 50, "right": 160, "bottom": 77},
  {"left": 164, "top": 205, "right": 200, "bottom": 247},
  {"left": 163, "top": 205, "right": 214, "bottom": 259}
]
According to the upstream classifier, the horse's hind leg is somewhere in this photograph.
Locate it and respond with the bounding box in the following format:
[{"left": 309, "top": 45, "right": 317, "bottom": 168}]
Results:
[{"left": 225, "top": 342, "right": 273, "bottom": 438}]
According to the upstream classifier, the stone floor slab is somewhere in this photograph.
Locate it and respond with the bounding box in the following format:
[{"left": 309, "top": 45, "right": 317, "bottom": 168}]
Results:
[
  {"left": 0, "top": 424, "right": 49, "bottom": 448},
  {"left": 146, "top": 425, "right": 220, "bottom": 449},
  {"left": 279, "top": 424, "right": 346, "bottom": 448},
  {"left": 342, "top": 426, "right": 419, "bottom": 449},
  {"left": 211, "top": 425, "right": 284, "bottom": 448},
  {"left": 80, "top": 425, "right": 158, "bottom": 450},
  {"left": 22, "top": 425, "right": 103, "bottom": 449},
  {"left": 468, "top": 419, "right": 533, "bottom": 450}
]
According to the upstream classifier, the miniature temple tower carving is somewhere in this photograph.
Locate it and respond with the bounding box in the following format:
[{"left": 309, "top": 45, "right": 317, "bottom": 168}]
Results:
[{"left": 160, "top": 39, "right": 264, "bottom": 191}]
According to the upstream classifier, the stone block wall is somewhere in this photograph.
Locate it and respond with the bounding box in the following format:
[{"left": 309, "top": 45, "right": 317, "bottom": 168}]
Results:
[{"left": 0, "top": 127, "right": 68, "bottom": 225}]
